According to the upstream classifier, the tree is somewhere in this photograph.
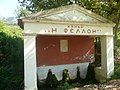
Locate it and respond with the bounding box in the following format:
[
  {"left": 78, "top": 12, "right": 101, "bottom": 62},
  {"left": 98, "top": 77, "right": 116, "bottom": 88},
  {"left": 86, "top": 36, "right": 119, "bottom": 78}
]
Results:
[
  {"left": 18, "top": 0, "right": 72, "bottom": 12},
  {"left": 0, "top": 21, "right": 24, "bottom": 89},
  {"left": 14, "top": 6, "right": 32, "bottom": 18}
]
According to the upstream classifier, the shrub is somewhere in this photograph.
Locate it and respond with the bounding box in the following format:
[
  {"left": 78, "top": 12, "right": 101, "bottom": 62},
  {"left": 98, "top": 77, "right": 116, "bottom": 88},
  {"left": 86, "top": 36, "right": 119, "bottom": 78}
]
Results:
[
  {"left": 73, "top": 66, "right": 82, "bottom": 83},
  {"left": 85, "top": 63, "right": 97, "bottom": 83},
  {"left": 46, "top": 69, "right": 58, "bottom": 87},
  {"left": 76, "top": 66, "right": 81, "bottom": 81},
  {"left": 62, "top": 69, "right": 71, "bottom": 83},
  {"left": 0, "top": 21, "right": 24, "bottom": 89}
]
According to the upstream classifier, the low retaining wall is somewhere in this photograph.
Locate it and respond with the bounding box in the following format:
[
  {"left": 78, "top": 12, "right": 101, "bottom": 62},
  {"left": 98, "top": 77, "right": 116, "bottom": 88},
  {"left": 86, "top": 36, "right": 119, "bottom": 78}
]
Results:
[{"left": 37, "top": 62, "right": 89, "bottom": 81}]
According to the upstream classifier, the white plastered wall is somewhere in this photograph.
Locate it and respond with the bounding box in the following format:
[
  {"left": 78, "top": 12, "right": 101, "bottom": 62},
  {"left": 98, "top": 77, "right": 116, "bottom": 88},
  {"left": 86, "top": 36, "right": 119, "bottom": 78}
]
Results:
[
  {"left": 101, "top": 36, "right": 114, "bottom": 78},
  {"left": 24, "top": 35, "right": 37, "bottom": 90},
  {"left": 24, "top": 22, "right": 113, "bottom": 36}
]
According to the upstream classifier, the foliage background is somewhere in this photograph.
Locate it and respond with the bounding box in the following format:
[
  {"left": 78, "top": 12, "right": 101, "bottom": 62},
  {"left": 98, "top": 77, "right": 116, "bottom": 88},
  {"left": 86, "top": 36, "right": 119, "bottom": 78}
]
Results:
[{"left": 0, "top": 21, "right": 24, "bottom": 90}]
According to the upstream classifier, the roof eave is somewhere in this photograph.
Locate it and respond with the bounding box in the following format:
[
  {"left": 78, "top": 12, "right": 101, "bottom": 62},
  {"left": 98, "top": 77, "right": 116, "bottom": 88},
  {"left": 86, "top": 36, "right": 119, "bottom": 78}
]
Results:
[{"left": 22, "top": 19, "right": 115, "bottom": 27}]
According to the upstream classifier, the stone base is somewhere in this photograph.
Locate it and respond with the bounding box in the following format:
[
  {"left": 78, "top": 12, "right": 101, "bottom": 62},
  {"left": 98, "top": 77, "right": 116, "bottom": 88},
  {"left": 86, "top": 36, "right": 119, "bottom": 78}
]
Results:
[{"left": 94, "top": 67, "right": 105, "bottom": 81}]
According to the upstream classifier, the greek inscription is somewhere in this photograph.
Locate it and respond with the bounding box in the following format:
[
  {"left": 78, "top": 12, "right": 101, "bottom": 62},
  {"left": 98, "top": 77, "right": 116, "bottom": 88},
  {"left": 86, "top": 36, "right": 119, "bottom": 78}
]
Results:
[
  {"left": 82, "top": 29, "right": 86, "bottom": 33},
  {"left": 70, "top": 29, "right": 74, "bottom": 33},
  {"left": 87, "top": 29, "right": 91, "bottom": 33},
  {"left": 52, "top": 28, "right": 57, "bottom": 33},
  {"left": 92, "top": 30, "right": 96, "bottom": 33},
  {"left": 64, "top": 28, "right": 68, "bottom": 33},
  {"left": 43, "top": 25, "right": 102, "bottom": 34},
  {"left": 76, "top": 29, "right": 81, "bottom": 33}
]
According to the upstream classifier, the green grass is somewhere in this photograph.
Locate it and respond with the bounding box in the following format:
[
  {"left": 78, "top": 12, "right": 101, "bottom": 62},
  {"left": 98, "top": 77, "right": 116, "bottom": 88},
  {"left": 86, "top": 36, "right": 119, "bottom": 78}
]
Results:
[{"left": 111, "top": 62, "right": 120, "bottom": 79}]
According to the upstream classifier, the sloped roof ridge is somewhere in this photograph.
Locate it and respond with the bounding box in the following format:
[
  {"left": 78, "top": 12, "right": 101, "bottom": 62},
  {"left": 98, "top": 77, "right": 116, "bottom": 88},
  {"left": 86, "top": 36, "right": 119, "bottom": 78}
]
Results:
[
  {"left": 26, "top": 4, "right": 113, "bottom": 23},
  {"left": 28, "top": 4, "right": 77, "bottom": 18}
]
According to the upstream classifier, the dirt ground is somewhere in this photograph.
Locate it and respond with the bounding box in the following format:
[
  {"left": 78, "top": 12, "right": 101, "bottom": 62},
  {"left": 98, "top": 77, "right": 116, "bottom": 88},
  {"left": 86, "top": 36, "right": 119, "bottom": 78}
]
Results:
[{"left": 71, "top": 79, "right": 120, "bottom": 90}]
